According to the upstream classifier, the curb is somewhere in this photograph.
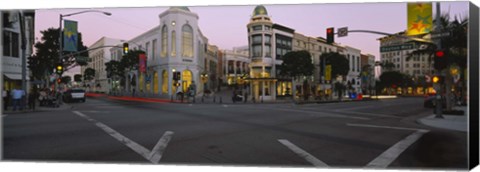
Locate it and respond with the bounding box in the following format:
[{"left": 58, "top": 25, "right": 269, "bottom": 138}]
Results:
[{"left": 415, "top": 115, "right": 468, "bottom": 133}]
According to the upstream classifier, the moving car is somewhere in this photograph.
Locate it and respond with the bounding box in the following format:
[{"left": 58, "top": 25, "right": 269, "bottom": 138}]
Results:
[{"left": 63, "top": 88, "right": 86, "bottom": 103}]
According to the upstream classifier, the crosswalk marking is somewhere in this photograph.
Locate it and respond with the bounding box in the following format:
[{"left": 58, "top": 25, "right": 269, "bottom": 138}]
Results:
[
  {"left": 72, "top": 111, "right": 174, "bottom": 164},
  {"left": 278, "top": 139, "right": 329, "bottom": 167}
]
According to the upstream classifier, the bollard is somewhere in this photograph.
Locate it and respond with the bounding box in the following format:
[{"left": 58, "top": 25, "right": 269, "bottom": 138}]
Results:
[
  {"left": 220, "top": 97, "right": 222, "bottom": 104},
  {"left": 201, "top": 96, "right": 204, "bottom": 103},
  {"left": 261, "top": 96, "right": 264, "bottom": 103},
  {"left": 213, "top": 96, "right": 216, "bottom": 103}
]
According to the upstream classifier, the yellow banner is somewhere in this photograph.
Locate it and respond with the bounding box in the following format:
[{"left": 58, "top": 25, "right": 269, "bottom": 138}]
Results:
[
  {"left": 407, "top": 2, "right": 432, "bottom": 36},
  {"left": 325, "top": 65, "right": 332, "bottom": 81}
]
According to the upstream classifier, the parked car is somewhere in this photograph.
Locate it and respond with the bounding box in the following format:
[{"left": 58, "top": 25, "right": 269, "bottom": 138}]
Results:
[
  {"left": 423, "top": 93, "right": 445, "bottom": 108},
  {"left": 63, "top": 88, "right": 86, "bottom": 103}
]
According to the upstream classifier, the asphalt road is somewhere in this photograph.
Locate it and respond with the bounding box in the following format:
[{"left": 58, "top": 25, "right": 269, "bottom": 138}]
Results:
[{"left": 2, "top": 97, "right": 467, "bottom": 170}]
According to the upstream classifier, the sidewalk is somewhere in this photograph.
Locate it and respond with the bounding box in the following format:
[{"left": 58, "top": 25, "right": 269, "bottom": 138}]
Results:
[
  {"left": 2, "top": 102, "right": 72, "bottom": 115},
  {"left": 417, "top": 106, "right": 468, "bottom": 132}
]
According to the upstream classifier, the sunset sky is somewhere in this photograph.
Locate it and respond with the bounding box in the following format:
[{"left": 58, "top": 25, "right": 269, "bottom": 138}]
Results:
[{"left": 9, "top": 1, "right": 471, "bottom": 74}]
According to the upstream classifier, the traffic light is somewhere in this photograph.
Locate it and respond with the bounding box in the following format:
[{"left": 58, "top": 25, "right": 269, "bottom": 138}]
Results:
[
  {"left": 433, "top": 50, "right": 447, "bottom": 70},
  {"left": 57, "top": 78, "right": 62, "bottom": 84},
  {"left": 123, "top": 43, "right": 129, "bottom": 54},
  {"left": 55, "top": 63, "right": 64, "bottom": 75},
  {"left": 326, "top": 27, "right": 334, "bottom": 44},
  {"left": 432, "top": 75, "right": 444, "bottom": 84}
]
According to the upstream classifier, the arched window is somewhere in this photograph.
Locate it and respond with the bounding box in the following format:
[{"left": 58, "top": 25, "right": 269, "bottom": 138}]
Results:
[
  {"left": 154, "top": 71, "right": 159, "bottom": 94},
  {"left": 182, "top": 24, "right": 194, "bottom": 58},
  {"left": 170, "top": 30, "right": 177, "bottom": 57},
  {"left": 182, "top": 70, "right": 193, "bottom": 92},
  {"left": 162, "top": 70, "right": 168, "bottom": 94},
  {"left": 161, "top": 25, "right": 167, "bottom": 57}
]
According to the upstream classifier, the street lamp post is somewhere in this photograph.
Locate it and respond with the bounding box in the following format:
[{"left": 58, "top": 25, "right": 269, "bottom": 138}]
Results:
[{"left": 57, "top": 10, "right": 111, "bottom": 90}]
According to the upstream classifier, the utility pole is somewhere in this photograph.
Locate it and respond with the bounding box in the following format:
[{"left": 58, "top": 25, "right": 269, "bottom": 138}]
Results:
[
  {"left": 18, "top": 11, "right": 27, "bottom": 99},
  {"left": 434, "top": 2, "right": 444, "bottom": 118}
]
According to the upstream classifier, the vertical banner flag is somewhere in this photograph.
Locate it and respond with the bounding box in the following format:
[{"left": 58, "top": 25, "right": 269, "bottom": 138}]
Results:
[
  {"left": 407, "top": 2, "right": 433, "bottom": 36},
  {"left": 63, "top": 20, "right": 78, "bottom": 52},
  {"left": 325, "top": 65, "right": 332, "bottom": 81},
  {"left": 139, "top": 53, "right": 147, "bottom": 73}
]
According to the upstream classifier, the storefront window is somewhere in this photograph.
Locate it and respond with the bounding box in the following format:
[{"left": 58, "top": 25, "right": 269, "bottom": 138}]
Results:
[
  {"left": 154, "top": 72, "right": 159, "bottom": 94},
  {"left": 182, "top": 70, "right": 192, "bottom": 93},
  {"left": 162, "top": 70, "right": 168, "bottom": 94}
]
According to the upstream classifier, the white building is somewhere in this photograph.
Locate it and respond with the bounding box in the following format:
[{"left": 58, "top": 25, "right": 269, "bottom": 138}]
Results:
[
  {"left": 81, "top": 37, "right": 123, "bottom": 93},
  {"left": 222, "top": 46, "right": 250, "bottom": 86},
  {"left": 1, "top": 11, "right": 35, "bottom": 91},
  {"left": 110, "top": 7, "right": 209, "bottom": 97},
  {"left": 340, "top": 46, "right": 362, "bottom": 94},
  {"left": 246, "top": 5, "right": 368, "bottom": 101},
  {"left": 378, "top": 31, "right": 433, "bottom": 95}
]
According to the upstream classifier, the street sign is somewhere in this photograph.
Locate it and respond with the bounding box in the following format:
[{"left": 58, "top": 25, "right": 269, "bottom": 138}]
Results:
[
  {"left": 338, "top": 27, "right": 348, "bottom": 37},
  {"left": 430, "top": 31, "right": 451, "bottom": 39},
  {"left": 380, "top": 43, "right": 416, "bottom": 52}
]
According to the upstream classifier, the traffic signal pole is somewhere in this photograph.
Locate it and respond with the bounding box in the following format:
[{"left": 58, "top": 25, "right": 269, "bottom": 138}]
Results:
[{"left": 434, "top": 2, "right": 443, "bottom": 118}]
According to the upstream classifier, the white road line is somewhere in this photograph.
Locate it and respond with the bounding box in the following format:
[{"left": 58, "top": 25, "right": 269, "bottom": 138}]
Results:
[
  {"left": 72, "top": 111, "right": 174, "bottom": 164},
  {"left": 365, "top": 130, "right": 428, "bottom": 168},
  {"left": 346, "top": 123, "right": 428, "bottom": 132},
  {"left": 346, "top": 123, "right": 429, "bottom": 168},
  {"left": 336, "top": 105, "right": 376, "bottom": 111},
  {"left": 149, "top": 131, "right": 174, "bottom": 163},
  {"left": 256, "top": 107, "right": 369, "bottom": 120},
  {"left": 333, "top": 110, "right": 402, "bottom": 119},
  {"left": 278, "top": 139, "right": 329, "bottom": 167}
]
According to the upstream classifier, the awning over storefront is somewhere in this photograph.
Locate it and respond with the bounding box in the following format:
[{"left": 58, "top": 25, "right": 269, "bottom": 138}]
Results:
[{"left": 3, "top": 73, "right": 30, "bottom": 80}]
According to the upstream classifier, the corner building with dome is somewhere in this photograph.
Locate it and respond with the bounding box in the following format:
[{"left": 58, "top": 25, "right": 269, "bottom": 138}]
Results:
[{"left": 110, "top": 7, "right": 210, "bottom": 97}]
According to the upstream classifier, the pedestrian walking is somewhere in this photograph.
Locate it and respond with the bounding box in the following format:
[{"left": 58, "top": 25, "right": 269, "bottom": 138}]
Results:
[
  {"left": 11, "top": 88, "right": 25, "bottom": 111},
  {"left": 3, "top": 88, "right": 10, "bottom": 110},
  {"left": 28, "top": 89, "right": 38, "bottom": 110}
]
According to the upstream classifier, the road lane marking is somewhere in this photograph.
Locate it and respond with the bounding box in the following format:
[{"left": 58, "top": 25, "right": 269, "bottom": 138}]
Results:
[
  {"left": 333, "top": 110, "right": 402, "bottom": 119},
  {"left": 346, "top": 123, "right": 428, "bottom": 132},
  {"left": 278, "top": 139, "right": 329, "bottom": 167},
  {"left": 254, "top": 107, "right": 369, "bottom": 120},
  {"left": 365, "top": 130, "right": 428, "bottom": 168},
  {"left": 149, "top": 131, "right": 174, "bottom": 163},
  {"left": 72, "top": 111, "right": 174, "bottom": 164},
  {"left": 346, "top": 123, "right": 429, "bottom": 168}
]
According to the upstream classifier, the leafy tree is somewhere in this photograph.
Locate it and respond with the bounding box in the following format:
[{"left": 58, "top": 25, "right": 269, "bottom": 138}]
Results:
[
  {"left": 279, "top": 50, "right": 314, "bottom": 100},
  {"left": 105, "top": 60, "right": 124, "bottom": 79},
  {"left": 379, "top": 71, "right": 404, "bottom": 95},
  {"left": 74, "top": 74, "right": 82, "bottom": 82},
  {"left": 380, "top": 61, "right": 395, "bottom": 72},
  {"left": 334, "top": 82, "right": 347, "bottom": 101},
  {"left": 29, "top": 28, "right": 88, "bottom": 82},
  {"left": 121, "top": 50, "right": 144, "bottom": 71},
  {"left": 84, "top": 68, "right": 95, "bottom": 81},
  {"left": 320, "top": 52, "right": 349, "bottom": 79},
  {"left": 61, "top": 76, "right": 72, "bottom": 84},
  {"left": 279, "top": 50, "right": 314, "bottom": 79}
]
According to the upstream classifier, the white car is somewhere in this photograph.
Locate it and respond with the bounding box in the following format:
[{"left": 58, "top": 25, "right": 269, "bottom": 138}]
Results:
[{"left": 63, "top": 88, "right": 86, "bottom": 103}]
